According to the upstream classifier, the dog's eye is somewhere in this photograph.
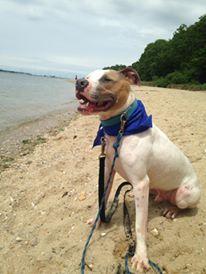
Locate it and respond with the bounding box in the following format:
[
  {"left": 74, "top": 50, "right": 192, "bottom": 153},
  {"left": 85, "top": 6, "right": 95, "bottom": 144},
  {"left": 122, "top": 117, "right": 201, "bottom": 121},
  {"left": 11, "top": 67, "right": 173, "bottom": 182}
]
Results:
[{"left": 102, "top": 76, "right": 113, "bottom": 82}]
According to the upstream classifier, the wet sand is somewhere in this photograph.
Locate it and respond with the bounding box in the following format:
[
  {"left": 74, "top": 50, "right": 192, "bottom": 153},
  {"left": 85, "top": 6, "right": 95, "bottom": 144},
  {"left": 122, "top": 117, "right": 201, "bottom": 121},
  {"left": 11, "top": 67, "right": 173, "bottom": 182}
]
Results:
[{"left": 0, "top": 86, "right": 206, "bottom": 274}]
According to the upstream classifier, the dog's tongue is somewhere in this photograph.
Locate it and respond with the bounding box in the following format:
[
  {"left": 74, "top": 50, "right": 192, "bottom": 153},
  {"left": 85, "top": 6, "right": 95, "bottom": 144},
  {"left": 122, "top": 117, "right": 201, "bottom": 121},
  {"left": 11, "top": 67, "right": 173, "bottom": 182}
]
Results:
[
  {"left": 86, "top": 102, "right": 96, "bottom": 112},
  {"left": 78, "top": 102, "right": 96, "bottom": 113},
  {"left": 78, "top": 99, "right": 114, "bottom": 114}
]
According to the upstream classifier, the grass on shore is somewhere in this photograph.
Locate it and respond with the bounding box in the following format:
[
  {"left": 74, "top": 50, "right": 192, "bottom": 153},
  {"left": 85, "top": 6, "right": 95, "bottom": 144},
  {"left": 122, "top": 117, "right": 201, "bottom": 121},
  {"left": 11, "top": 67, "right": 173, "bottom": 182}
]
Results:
[
  {"left": 0, "top": 128, "right": 66, "bottom": 173},
  {"left": 21, "top": 135, "right": 47, "bottom": 155},
  {"left": 0, "top": 135, "right": 46, "bottom": 173},
  {"left": 0, "top": 155, "right": 15, "bottom": 171}
]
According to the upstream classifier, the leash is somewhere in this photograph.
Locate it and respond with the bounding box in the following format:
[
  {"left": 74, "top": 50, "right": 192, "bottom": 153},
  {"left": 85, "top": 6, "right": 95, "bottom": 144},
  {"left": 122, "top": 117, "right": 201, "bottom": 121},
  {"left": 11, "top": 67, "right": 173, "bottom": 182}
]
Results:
[
  {"left": 98, "top": 113, "right": 127, "bottom": 223},
  {"left": 80, "top": 113, "right": 163, "bottom": 274},
  {"left": 81, "top": 114, "right": 126, "bottom": 274}
]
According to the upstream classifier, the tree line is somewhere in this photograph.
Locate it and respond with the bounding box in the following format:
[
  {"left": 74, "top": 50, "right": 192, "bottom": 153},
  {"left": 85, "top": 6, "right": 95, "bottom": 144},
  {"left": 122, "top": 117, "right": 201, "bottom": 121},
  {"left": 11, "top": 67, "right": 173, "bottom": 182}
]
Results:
[{"left": 104, "top": 15, "right": 206, "bottom": 90}]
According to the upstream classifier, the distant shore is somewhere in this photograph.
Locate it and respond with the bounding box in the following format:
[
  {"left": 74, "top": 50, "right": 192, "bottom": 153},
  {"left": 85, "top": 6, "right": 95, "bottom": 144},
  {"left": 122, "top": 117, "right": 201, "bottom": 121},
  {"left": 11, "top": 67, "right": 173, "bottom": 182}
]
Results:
[
  {"left": 0, "top": 68, "right": 80, "bottom": 80},
  {"left": 0, "top": 68, "right": 69, "bottom": 79}
]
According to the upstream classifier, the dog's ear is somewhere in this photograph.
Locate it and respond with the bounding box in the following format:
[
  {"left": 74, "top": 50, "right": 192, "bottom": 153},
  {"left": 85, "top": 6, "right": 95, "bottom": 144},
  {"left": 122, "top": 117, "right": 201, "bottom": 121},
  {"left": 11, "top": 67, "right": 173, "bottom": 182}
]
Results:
[{"left": 120, "top": 67, "right": 141, "bottom": 85}]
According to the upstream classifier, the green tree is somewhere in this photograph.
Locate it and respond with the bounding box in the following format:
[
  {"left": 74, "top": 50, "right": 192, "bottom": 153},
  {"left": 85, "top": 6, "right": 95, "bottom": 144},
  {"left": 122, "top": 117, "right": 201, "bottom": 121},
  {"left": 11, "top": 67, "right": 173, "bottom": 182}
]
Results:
[
  {"left": 103, "top": 64, "right": 126, "bottom": 71},
  {"left": 103, "top": 14, "right": 206, "bottom": 86}
]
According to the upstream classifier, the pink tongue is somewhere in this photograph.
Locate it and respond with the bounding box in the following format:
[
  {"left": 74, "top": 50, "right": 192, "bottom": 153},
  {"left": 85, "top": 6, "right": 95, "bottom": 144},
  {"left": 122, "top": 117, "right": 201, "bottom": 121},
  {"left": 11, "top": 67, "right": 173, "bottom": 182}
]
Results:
[
  {"left": 87, "top": 103, "right": 96, "bottom": 112},
  {"left": 79, "top": 102, "right": 95, "bottom": 112}
]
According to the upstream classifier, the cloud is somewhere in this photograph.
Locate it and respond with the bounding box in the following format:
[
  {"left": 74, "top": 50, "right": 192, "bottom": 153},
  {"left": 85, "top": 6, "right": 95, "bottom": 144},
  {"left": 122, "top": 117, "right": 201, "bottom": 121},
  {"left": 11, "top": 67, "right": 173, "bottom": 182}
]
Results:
[{"left": 0, "top": 0, "right": 206, "bottom": 75}]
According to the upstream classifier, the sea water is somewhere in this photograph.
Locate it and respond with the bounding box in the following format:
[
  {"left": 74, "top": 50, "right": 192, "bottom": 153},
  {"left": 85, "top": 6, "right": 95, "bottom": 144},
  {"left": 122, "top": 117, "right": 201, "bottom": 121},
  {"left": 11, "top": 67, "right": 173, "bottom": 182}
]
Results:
[{"left": 0, "top": 72, "right": 76, "bottom": 132}]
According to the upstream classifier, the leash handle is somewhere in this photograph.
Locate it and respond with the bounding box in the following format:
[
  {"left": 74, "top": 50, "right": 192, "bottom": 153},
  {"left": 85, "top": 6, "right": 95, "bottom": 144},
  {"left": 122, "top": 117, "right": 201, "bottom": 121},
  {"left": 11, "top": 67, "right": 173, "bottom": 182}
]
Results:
[
  {"left": 98, "top": 137, "right": 107, "bottom": 222},
  {"left": 98, "top": 154, "right": 106, "bottom": 222}
]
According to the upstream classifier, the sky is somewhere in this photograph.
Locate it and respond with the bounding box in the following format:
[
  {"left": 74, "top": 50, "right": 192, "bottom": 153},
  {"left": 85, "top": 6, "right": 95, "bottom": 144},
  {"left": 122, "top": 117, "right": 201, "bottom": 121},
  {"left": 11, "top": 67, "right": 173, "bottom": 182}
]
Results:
[{"left": 0, "top": 0, "right": 206, "bottom": 77}]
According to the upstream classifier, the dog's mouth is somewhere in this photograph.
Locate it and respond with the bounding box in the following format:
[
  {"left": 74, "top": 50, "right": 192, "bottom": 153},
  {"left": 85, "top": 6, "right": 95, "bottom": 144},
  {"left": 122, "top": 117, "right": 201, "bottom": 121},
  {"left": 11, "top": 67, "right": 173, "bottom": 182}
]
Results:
[{"left": 76, "top": 93, "right": 115, "bottom": 114}]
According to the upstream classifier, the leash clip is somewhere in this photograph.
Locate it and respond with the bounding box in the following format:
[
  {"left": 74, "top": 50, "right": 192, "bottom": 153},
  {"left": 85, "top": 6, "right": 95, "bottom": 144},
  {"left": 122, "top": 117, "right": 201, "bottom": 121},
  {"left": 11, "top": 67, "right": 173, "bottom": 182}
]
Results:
[{"left": 119, "top": 113, "right": 127, "bottom": 133}]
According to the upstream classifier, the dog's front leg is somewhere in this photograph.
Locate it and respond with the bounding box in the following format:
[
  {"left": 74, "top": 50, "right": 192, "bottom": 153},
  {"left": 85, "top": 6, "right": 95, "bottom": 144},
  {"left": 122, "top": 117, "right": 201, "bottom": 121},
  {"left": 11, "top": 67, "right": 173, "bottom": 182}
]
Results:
[
  {"left": 131, "top": 175, "right": 150, "bottom": 272},
  {"left": 87, "top": 157, "right": 115, "bottom": 226}
]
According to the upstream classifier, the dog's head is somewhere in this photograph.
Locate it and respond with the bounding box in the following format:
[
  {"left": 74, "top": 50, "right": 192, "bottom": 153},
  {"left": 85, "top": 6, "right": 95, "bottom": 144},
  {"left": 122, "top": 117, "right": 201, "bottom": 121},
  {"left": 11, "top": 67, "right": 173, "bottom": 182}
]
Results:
[{"left": 75, "top": 67, "right": 140, "bottom": 115}]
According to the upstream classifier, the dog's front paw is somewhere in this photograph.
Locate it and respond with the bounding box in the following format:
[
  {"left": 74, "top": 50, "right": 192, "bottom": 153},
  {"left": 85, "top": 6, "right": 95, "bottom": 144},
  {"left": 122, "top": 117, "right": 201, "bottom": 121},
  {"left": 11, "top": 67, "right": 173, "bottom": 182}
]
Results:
[{"left": 131, "top": 254, "right": 150, "bottom": 273}]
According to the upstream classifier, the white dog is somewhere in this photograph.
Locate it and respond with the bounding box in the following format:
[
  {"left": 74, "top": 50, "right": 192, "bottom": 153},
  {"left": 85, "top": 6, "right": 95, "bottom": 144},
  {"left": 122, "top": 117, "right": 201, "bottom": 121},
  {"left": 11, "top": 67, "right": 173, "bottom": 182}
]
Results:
[{"left": 75, "top": 67, "right": 201, "bottom": 272}]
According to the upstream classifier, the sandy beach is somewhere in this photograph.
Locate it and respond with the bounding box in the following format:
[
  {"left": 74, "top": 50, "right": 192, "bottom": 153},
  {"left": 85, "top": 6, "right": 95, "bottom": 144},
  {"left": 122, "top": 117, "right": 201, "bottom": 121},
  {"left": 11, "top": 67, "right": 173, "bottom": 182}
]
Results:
[{"left": 0, "top": 86, "right": 206, "bottom": 274}]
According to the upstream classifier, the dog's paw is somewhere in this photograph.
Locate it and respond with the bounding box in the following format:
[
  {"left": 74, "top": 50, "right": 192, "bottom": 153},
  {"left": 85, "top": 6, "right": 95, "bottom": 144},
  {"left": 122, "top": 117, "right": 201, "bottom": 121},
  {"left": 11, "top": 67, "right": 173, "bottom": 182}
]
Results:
[
  {"left": 163, "top": 206, "right": 180, "bottom": 219},
  {"left": 131, "top": 254, "right": 150, "bottom": 273}
]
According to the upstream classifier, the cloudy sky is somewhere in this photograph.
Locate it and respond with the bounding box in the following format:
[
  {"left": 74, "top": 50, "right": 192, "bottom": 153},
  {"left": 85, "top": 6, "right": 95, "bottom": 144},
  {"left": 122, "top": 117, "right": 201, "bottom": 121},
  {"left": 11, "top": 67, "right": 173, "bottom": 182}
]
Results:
[{"left": 0, "top": 0, "right": 206, "bottom": 76}]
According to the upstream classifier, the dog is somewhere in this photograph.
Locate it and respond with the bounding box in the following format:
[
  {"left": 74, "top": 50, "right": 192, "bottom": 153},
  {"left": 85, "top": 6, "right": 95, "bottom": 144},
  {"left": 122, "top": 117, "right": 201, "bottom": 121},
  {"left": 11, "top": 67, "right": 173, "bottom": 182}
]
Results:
[{"left": 75, "top": 67, "right": 201, "bottom": 272}]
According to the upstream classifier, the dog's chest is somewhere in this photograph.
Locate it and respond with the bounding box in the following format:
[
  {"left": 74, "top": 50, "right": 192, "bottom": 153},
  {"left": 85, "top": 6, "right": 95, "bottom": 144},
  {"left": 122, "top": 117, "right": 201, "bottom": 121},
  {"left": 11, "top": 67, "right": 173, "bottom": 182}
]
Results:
[
  {"left": 105, "top": 135, "right": 116, "bottom": 160},
  {"left": 104, "top": 135, "right": 133, "bottom": 181}
]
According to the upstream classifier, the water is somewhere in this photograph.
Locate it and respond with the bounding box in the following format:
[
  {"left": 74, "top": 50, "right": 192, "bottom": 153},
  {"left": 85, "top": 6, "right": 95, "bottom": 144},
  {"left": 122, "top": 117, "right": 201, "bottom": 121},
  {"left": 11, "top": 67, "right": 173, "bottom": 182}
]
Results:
[{"left": 0, "top": 72, "right": 76, "bottom": 131}]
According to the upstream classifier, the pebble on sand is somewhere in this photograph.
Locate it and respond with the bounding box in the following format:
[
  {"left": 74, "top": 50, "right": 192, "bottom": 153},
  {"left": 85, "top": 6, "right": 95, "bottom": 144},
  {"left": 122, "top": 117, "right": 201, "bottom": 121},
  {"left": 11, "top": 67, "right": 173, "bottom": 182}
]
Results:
[
  {"left": 150, "top": 228, "right": 159, "bottom": 237},
  {"left": 16, "top": 237, "right": 23, "bottom": 242},
  {"left": 78, "top": 192, "right": 86, "bottom": 201},
  {"left": 100, "top": 232, "right": 107, "bottom": 237}
]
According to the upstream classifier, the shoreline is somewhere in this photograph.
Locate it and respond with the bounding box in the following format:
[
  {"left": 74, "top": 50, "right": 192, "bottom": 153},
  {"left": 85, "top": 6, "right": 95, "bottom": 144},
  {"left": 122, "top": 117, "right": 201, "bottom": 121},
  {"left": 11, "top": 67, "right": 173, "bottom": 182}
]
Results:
[
  {"left": 0, "top": 105, "right": 77, "bottom": 172},
  {"left": 0, "top": 69, "right": 73, "bottom": 80}
]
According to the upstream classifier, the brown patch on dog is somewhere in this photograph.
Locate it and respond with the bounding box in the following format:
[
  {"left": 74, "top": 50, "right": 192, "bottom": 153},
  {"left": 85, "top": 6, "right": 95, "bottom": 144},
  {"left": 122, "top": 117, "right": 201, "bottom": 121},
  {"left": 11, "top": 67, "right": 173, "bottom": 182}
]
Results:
[
  {"left": 96, "top": 70, "right": 131, "bottom": 115},
  {"left": 100, "top": 70, "right": 121, "bottom": 82}
]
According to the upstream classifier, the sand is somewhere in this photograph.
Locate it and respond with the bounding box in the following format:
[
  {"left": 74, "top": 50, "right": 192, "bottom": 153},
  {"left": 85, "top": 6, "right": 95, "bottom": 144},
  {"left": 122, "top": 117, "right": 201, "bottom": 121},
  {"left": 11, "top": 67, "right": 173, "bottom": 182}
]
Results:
[{"left": 0, "top": 86, "right": 206, "bottom": 274}]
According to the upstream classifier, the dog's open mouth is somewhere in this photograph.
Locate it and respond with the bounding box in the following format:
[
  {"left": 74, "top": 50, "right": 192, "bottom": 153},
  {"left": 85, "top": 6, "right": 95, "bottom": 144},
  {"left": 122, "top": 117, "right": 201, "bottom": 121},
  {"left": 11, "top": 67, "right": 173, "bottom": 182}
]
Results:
[{"left": 76, "top": 94, "right": 115, "bottom": 113}]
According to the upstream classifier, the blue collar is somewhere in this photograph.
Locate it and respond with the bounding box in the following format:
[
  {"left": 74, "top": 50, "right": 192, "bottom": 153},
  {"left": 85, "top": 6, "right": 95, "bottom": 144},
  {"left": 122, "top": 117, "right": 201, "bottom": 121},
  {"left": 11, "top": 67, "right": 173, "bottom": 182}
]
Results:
[
  {"left": 101, "top": 100, "right": 137, "bottom": 127},
  {"left": 93, "top": 99, "right": 152, "bottom": 147}
]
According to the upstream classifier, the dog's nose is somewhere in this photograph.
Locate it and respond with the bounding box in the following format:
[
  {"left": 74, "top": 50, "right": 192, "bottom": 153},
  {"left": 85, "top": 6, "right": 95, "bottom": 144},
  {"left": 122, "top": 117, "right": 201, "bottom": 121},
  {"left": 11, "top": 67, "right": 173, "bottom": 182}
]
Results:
[{"left": 76, "top": 78, "right": 89, "bottom": 92}]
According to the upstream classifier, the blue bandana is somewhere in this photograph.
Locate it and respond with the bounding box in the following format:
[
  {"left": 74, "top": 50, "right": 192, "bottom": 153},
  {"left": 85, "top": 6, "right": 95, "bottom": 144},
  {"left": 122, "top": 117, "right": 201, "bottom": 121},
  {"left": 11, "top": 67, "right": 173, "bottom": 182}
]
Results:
[{"left": 93, "top": 99, "right": 153, "bottom": 147}]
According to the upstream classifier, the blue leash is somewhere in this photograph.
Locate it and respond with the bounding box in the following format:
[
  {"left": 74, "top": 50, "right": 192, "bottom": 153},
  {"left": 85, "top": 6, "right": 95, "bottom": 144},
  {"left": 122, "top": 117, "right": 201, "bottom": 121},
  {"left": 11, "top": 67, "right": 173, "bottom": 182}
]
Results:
[
  {"left": 81, "top": 114, "right": 163, "bottom": 274},
  {"left": 81, "top": 135, "right": 118, "bottom": 274}
]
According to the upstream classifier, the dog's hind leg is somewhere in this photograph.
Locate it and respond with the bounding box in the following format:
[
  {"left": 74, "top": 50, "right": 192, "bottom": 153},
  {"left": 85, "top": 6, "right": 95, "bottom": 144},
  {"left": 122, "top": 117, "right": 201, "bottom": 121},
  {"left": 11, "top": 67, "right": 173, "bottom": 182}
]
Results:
[
  {"left": 175, "top": 184, "right": 201, "bottom": 209},
  {"left": 163, "top": 183, "right": 201, "bottom": 219}
]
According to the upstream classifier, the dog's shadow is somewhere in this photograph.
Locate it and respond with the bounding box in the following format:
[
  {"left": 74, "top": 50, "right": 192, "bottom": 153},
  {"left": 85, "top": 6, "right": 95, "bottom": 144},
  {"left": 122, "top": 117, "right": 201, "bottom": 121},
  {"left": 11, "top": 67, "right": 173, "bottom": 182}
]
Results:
[{"left": 102, "top": 193, "right": 198, "bottom": 230}]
